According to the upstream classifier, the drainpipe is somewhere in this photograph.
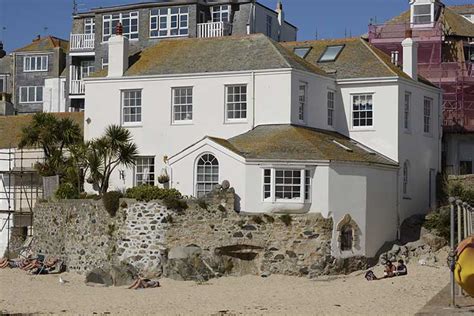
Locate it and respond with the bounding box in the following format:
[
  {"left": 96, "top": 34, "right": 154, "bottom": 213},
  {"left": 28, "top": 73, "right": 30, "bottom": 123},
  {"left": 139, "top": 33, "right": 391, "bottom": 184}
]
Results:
[
  {"left": 12, "top": 53, "right": 16, "bottom": 110},
  {"left": 252, "top": 71, "right": 256, "bottom": 129},
  {"left": 396, "top": 167, "right": 401, "bottom": 240}
]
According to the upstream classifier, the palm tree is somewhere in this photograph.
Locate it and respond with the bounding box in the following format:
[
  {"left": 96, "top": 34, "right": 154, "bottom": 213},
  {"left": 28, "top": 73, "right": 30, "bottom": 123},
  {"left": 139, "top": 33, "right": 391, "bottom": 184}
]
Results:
[
  {"left": 86, "top": 125, "right": 139, "bottom": 195},
  {"left": 19, "top": 113, "right": 82, "bottom": 176}
]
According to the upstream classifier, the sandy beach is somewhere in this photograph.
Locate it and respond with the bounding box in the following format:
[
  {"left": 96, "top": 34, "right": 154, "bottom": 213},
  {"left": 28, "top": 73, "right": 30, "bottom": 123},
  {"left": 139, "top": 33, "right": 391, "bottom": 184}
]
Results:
[{"left": 0, "top": 263, "right": 449, "bottom": 315}]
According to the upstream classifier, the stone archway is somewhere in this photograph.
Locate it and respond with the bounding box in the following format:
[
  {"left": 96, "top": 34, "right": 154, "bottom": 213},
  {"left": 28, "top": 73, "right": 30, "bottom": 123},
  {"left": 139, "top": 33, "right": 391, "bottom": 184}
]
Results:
[{"left": 335, "top": 214, "right": 361, "bottom": 252}]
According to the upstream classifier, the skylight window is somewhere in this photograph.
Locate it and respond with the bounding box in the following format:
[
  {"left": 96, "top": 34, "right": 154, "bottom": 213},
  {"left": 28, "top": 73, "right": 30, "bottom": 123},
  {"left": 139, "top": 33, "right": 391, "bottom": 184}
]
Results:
[
  {"left": 294, "top": 47, "right": 311, "bottom": 59},
  {"left": 319, "top": 45, "right": 345, "bottom": 62}
]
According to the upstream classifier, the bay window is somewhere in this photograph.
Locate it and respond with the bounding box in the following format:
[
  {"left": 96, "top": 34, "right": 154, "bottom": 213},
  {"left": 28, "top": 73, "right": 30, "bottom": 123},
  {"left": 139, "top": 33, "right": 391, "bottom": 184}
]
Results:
[{"left": 263, "top": 168, "right": 311, "bottom": 203}]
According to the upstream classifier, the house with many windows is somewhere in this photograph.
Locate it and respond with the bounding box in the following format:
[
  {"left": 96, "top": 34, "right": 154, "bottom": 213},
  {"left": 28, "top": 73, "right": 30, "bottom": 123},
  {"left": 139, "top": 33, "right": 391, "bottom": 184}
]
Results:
[
  {"left": 367, "top": 0, "right": 474, "bottom": 175},
  {"left": 84, "top": 29, "right": 441, "bottom": 258},
  {"left": 68, "top": 0, "right": 297, "bottom": 111},
  {"left": 12, "top": 36, "right": 69, "bottom": 114}
]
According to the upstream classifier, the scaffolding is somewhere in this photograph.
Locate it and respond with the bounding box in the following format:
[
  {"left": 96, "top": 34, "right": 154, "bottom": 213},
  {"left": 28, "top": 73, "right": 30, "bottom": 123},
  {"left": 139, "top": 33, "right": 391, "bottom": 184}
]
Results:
[
  {"left": 368, "top": 21, "right": 474, "bottom": 132},
  {"left": 0, "top": 146, "right": 43, "bottom": 257}
]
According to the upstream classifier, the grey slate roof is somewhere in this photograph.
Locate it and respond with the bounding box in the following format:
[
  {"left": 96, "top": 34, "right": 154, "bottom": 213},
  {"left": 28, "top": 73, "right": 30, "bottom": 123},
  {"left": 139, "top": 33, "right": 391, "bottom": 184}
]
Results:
[
  {"left": 281, "top": 37, "right": 437, "bottom": 87},
  {"left": 208, "top": 125, "right": 397, "bottom": 167},
  {"left": 92, "top": 34, "right": 328, "bottom": 78}
]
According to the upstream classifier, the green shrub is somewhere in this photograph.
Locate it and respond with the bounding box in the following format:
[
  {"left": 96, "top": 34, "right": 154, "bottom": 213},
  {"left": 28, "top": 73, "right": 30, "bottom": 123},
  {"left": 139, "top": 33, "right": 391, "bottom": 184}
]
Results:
[
  {"left": 424, "top": 207, "right": 451, "bottom": 241},
  {"left": 125, "top": 185, "right": 182, "bottom": 202},
  {"left": 447, "top": 183, "right": 474, "bottom": 205},
  {"left": 163, "top": 196, "right": 188, "bottom": 212},
  {"left": 55, "top": 183, "right": 79, "bottom": 200},
  {"left": 102, "top": 191, "right": 123, "bottom": 217},
  {"left": 279, "top": 214, "right": 292, "bottom": 226}
]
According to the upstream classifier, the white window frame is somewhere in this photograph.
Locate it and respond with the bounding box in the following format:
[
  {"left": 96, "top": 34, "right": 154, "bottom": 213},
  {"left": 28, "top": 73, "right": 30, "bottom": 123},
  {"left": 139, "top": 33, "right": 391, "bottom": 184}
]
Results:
[
  {"left": 23, "top": 55, "right": 48, "bottom": 72},
  {"left": 351, "top": 93, "right": 374, "bottom": 129},
  {"left": 298, "top": 82, "right": 307, "bottom": 123},
  {"left": 172, "top": 87, "right": 193, "bottom": 124},
  {"left": 84, "top": 18, "right": 95, "bottom": 34},
  {"left": 19, "top": 86, "right": 43, "bottom": 103},
  {"left": 327, "top": 90, "right": 335, "bottom": 127},
  {"left": 404, "top": 92, "right": 411, "bottom": 132},
  {"left": 423, "top": 97, "right": 432, "bottom": 135},
  {"left": 225, "top": 84, "right": 248, "bottom": 122},
  {"left": 195, "top": 153, "right": 219, "bottom": 198},
  {"left": 211, "top": 5, "right": 230, "bottom": 23},
  {"left": 391, "top": 51, "right": 399, "bottom": 66},
  {"left": 80, "top": 60, "right": 95, "bottom": 79},
  {"left": 101, "top": 57, "right": 109, "bottom": 69},
  {"left": 412, "top": 4, "right": 433, "bottom": 25},
  {"left": 103, "top": 11, "right": 139, "bottom": 42},
  {"left": 150, "top": 7, "right": 189, "bottom": 38},
  {"left": 262, "top": 167, "right": 312, "bottom": 204},
  {"left": 121, "top": 89, "right": 142, "bottom": 125},
  {"left": 135, "top": 156, "right": 155, "bottom": 186}
]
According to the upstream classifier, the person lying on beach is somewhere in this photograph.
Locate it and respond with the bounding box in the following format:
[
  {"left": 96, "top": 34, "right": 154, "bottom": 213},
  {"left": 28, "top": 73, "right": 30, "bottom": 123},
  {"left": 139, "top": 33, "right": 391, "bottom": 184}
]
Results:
[
  {"left": 0, "top": 258, "right": 9, "bottom": 268},
  {"left": 365, "top": 270, "right": 378, "bottom": 281},
  {"left": 383, "top": 260, "right": 397, "bottom": 278},
  {"left": 395, "top": 259, "right": 407, "bottom": 276},
  {"left": 0, "top": 257, "right": 33, "bottom": 269},
  {"left": 128, "top": 278, "right": 160, "bottom": 290}
]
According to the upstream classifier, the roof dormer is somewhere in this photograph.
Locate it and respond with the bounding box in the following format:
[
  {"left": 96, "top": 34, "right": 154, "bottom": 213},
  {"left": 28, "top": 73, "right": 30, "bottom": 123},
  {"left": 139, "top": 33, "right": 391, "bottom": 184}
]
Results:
[{"left": 410, "top": 0, "right": 443, "bottom": 27}]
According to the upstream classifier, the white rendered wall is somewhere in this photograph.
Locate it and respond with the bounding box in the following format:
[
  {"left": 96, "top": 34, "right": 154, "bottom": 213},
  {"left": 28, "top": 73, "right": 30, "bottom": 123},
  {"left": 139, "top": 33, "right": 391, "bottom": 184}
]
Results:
[
  {"left": 329, "top": 163, "right": 398, "bottom": 258},
  {"left": 337, "top": 82, "right": 400, "bottom": 162},
  {"left": 85, "top": 70, "right": 309, "bottom": 191},
  {"left": 398, "top": 80, "right": 441, "bottom": 221},
  {"left": 43, "top": 77, "right": 66, "bottom": 113}
]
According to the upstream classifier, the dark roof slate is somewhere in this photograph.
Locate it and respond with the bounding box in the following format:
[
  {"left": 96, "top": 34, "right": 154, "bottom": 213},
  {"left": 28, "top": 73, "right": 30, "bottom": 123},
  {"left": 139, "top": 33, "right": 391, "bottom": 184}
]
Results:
[{"left": 209, "top": 124, "right": 397, "bottom": 166}]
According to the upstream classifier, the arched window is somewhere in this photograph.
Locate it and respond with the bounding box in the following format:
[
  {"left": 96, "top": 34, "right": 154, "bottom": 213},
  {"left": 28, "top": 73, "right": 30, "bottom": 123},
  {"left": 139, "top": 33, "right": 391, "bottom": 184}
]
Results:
[
  {"left": 196, "top": 154, "right": 219, "bottom": 198},
  {"left": 340, "top": 225, "right": 353, "bottom": 251},
  {"left": 403, "top": 161, "right": 409, "bottom": 196}
]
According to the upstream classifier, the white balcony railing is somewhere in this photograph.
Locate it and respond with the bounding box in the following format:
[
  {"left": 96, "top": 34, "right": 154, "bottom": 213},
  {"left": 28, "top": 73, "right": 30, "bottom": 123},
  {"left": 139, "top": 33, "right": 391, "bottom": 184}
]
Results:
[
  {"left": 70, "top": 80, "right": 85, "bottom": 95},
  {"left": 70, "top": 34, "right": 95, "bottom": 50},
  {"left": 197, "top": 22, "right": 231, "bottom": 38}
]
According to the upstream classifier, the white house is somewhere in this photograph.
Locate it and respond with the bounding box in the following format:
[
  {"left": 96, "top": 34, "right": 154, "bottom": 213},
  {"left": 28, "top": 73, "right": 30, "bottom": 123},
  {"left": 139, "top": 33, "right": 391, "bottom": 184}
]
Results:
[{"left": 84, "top": 32, "right": 442, "bottom": 258}]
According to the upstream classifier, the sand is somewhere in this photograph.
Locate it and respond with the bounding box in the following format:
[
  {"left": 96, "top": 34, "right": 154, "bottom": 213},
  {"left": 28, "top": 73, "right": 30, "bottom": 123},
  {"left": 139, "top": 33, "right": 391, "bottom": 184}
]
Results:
[{"left": 0, "top": 263, "right": 449, "bottom": 315}]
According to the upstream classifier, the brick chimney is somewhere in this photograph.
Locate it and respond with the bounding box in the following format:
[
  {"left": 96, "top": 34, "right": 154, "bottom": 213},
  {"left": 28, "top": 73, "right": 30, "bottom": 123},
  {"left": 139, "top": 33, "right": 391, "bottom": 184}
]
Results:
[{"left": 107, "top": 23, "right": 129, "bottom": 78}]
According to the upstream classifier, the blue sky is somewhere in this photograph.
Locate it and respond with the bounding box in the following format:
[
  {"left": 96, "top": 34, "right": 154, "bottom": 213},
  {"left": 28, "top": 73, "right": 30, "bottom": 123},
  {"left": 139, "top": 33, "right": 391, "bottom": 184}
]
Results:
[{"left": 0, "top": 0, "right": 471, "bottom": 52}]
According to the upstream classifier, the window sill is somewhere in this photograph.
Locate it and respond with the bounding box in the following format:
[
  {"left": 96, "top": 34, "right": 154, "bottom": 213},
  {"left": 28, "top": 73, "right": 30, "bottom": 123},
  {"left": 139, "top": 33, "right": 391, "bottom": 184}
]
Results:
[
  {"left": 172, "top": 121, "right": 193, "bottom": 126},
  {"left": 263, "top": 199, "right": 307, "bottom": 204},
  {"left": 350, "top": 127, "right": 375, "bottom": 132},
  {"left": 225, "top": 119, "right": 248, "bottom": 125},
  {"left": 122, "top": 123, "right": 143, "bottom": 128},
  {"left": 23, "top": 70, "right": 48, "bottom": 73}
]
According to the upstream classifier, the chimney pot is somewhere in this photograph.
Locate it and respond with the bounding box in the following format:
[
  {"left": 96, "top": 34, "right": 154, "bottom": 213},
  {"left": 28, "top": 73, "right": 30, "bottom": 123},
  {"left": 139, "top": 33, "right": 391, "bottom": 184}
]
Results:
[
  {"left": 405, "top": 29, "right": 413, "bottom": 39},
  {"left": 115, "top": 22, "right": 123, "bottom": 36}
]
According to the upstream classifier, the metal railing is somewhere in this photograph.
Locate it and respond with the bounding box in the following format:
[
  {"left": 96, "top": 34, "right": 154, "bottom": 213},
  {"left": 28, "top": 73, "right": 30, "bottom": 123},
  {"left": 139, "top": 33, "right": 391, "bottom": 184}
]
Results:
[
  {"left": 70, "top": 33, "right": 95, "bottom": 50},
  {"left": 69, "top": 80, "right": 85, "bottom": 95},
  {"left": 197, "top": 22, "right": 231, "bottom": 38},
  {"left": 447, "top": 198, "right": 473, "bottom": 307}
]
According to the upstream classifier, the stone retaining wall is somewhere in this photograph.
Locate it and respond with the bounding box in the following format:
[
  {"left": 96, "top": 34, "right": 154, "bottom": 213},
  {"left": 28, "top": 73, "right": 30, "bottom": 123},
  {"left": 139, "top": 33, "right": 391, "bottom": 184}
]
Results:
[{"left": 32, "top": 188, "right": 368, "bottom": 280}]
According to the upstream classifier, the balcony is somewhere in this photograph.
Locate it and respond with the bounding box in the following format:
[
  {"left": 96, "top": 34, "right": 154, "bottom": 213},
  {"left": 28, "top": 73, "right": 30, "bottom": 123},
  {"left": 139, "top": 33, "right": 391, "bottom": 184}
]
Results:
[
  {"left": 70, "top": 80, "right": 85, "bottom": 95},
  {"left": 197, "top": 22, "right": 231, "bottom": 38},
  {"left": 70, "top": 34, "right": 95, "bottom": 51}
]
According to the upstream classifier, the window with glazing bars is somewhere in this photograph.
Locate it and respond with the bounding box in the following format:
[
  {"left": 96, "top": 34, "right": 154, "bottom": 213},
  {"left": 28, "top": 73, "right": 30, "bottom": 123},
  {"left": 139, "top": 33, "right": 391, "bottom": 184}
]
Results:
[
  {"left": 136, "top": 157, "right": 155, "bottom": 186},
  {"left": 226, "top": 85, "right": 247, "bottom": 120},
  {"left": 150, "top": 7, "right": 188, "bottom": 37},
  {"left": 352, "top": 94, "right": 373, "bottom": 127},
  {"left": 122, "top": 90, "right": 142, "bottom": 123},
  {"left": 196, "top": 154, "right": 219, "bottom": 198},
  {"left": 172, "top": 87, "right": 193, "bottom": 122},
  {"left": 103, "top": 12, "right": 139, "bottom": 41}
]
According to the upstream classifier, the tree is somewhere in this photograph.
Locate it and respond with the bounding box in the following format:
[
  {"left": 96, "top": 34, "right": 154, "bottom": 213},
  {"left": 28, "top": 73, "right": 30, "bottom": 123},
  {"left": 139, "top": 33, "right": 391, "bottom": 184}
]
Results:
[
  {"left": 86, "top": 125, "right": 138, "bottom": 195},
  {"left": 19, "top": 113, "right": 82, "bottom": 177}
]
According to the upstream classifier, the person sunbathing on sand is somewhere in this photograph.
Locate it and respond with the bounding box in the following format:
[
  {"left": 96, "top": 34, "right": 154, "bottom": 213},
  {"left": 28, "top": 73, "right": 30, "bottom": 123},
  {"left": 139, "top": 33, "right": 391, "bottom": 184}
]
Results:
[
  {"left": 396, "top": 259, "right": 407, "bottom": 276},
  {"left": 0, "top": 258, "right": 9, "bottom": 268},
  {"left": 383, "top": 260, "right": 397, "bottom": 278},
  {"left": 128, "top": 277, "right": 160, "bottom": 290}
]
